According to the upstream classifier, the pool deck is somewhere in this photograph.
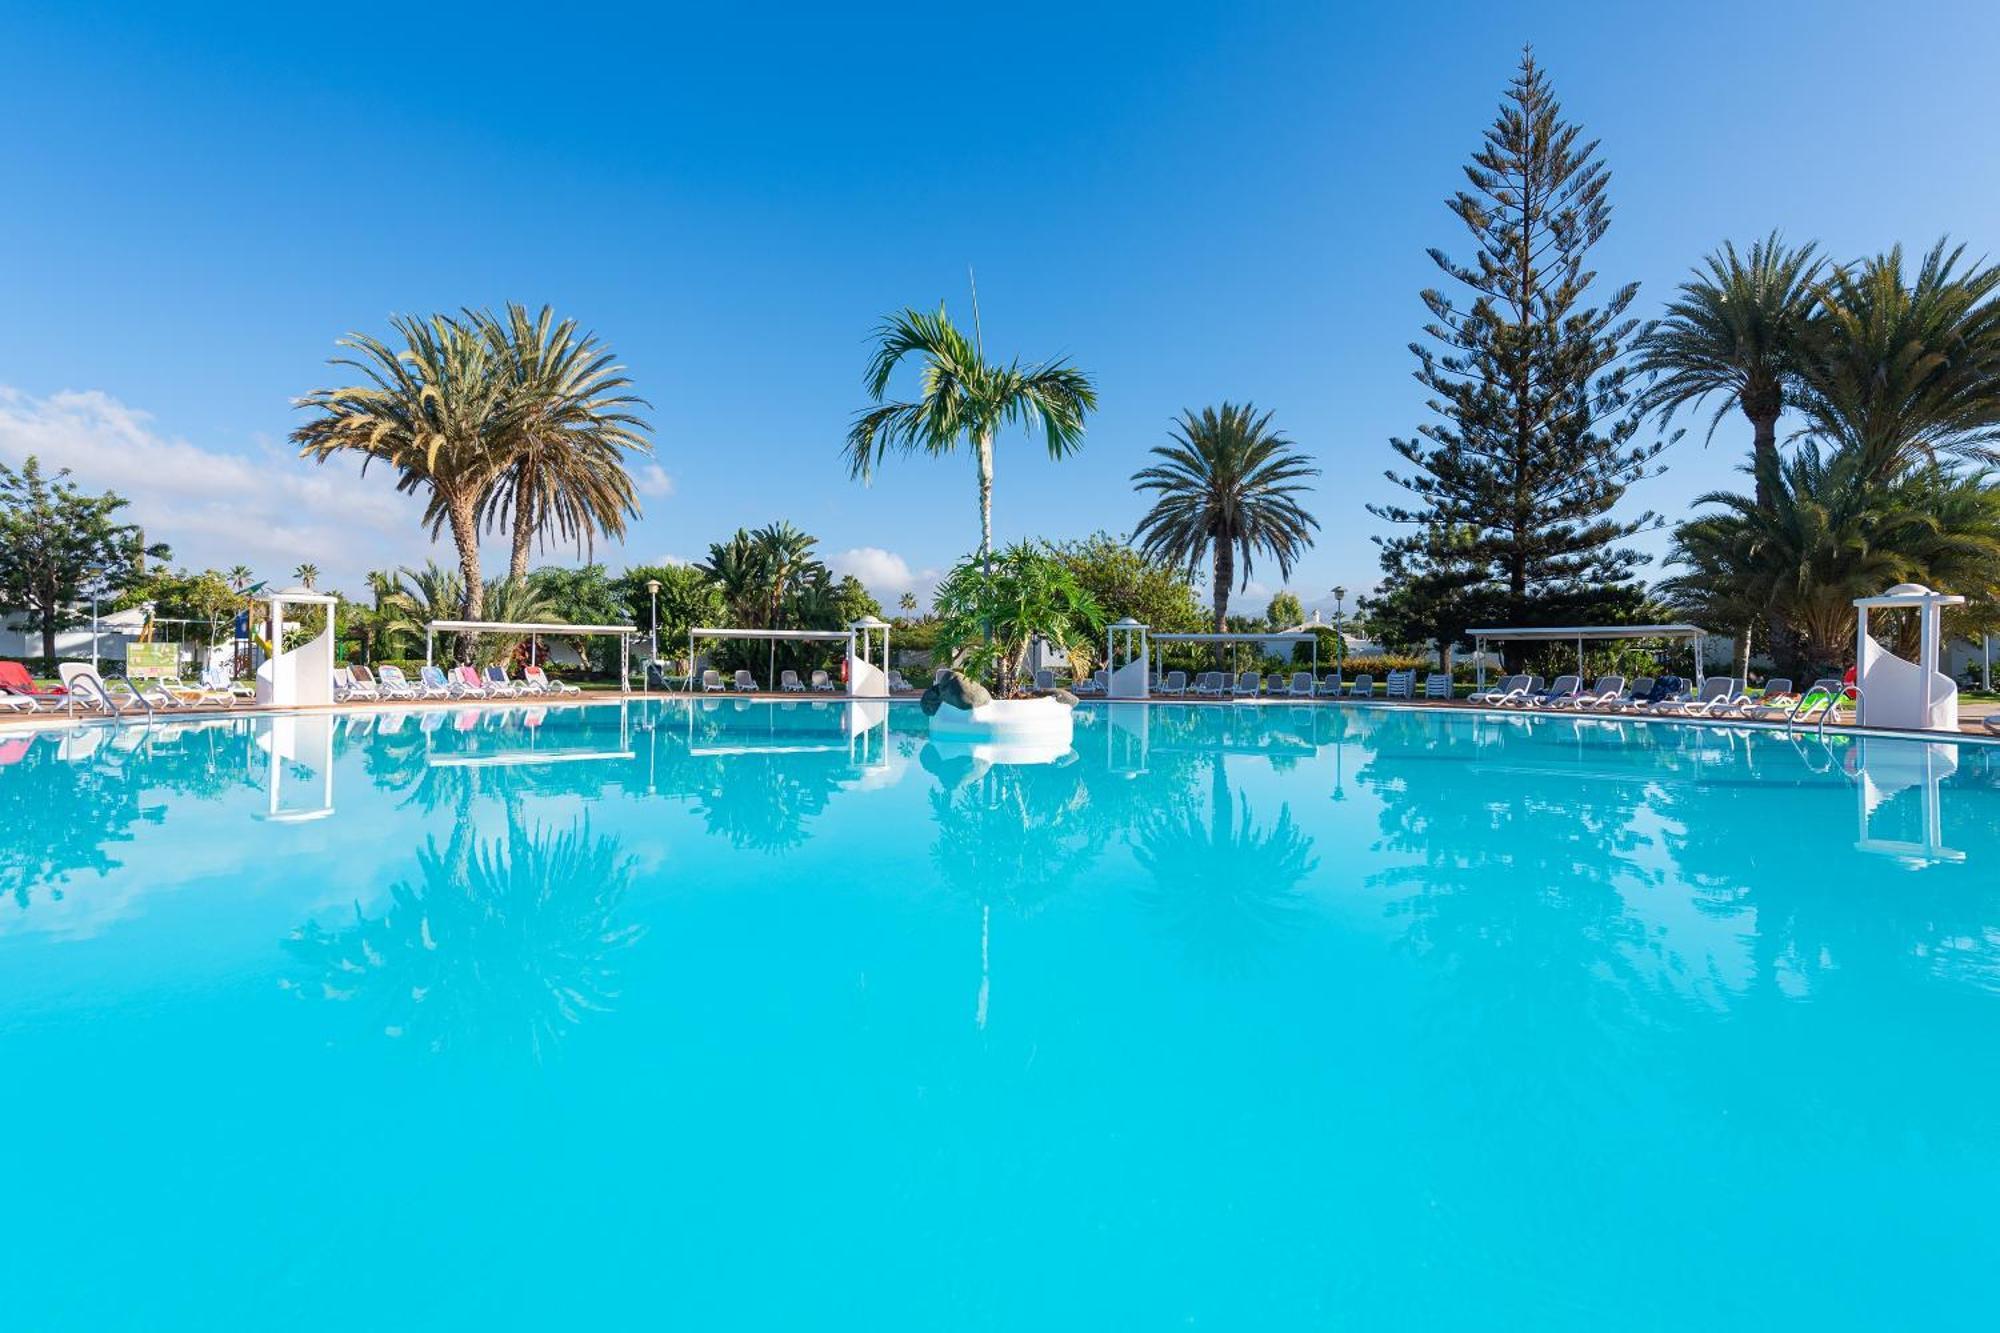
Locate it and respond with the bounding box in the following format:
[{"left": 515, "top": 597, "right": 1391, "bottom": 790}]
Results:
[{"left": 4, "top": 687, "right": 1997, "bottom": 741}]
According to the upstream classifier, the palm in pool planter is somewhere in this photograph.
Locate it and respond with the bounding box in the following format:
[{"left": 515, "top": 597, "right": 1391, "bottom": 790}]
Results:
[{"left": 927, "top": 542, "right": 1102, "bottom": 697}]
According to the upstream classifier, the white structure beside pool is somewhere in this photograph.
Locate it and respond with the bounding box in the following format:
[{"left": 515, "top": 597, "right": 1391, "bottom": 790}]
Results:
[{"left": 1855, "top": 584, "right": 1963, "bottom": 733}]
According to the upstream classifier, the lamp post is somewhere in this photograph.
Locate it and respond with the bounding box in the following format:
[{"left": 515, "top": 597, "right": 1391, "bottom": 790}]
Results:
[
  {"left": 645, "top": 578, "right": 661, "bottom": 694},
  {"left": 86, "top": 567, "right": 108, "bottom": 675},
  {"left": 1331, "top": 585, "right": 1346, "bottom": 688}
]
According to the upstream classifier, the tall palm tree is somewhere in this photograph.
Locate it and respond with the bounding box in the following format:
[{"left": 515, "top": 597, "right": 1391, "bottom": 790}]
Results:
[
  {"left": 699, "top": 529, "right": 771, "bottom": 625},
  {"left": 294, "top": 314, "right": 505, "bottom": 620},
  {"left": 226, "top": 564, "right": 255, "bottom": 592},
  {"left": 466, "top": 304, "right": 652, "bottom": 580},
  {"left": 1130, "top": 402, "right": 1320, "bottom": 630},
  {"left": 1636, "top": 234, "right": 1823, "bottom": 507},
  {"left": 292, "top": 562, "right": 320, "bottom": 589},
  {"left": 846, "top": 302, "right": 1096, "bottom": 565},
  {"left": 1795, "top": 239, "right": 2000, "bottom": 486},
  {"left": 749, "top": 521, "right": 818, "bottom": 628}
]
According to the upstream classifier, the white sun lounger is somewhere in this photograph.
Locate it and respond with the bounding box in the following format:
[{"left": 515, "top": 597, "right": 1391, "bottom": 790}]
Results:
[
  {"left": 1424, "top": 672, "right": 1452, "bottom": 700},
  {"left": 1566, "top": 675, "right": 1626, "bottom": 709},
  {"left": 780, "top": 670, "right": 806, "bottom": 693},
  {"left": 1159, "top": 670, "right": 1187, "bottom": 696},
  {"left": 1652, "top": 677, "right": 1738, "bottom": 716},
  {"left": 810, "top": 669, "right": 836, "bottom": 692},
  {"left": 1345, "top": 672, "right": 1374, "bottom": 699},
  {"left": 1528, "top": 674, "right": 1583, "bottom": 708},
  {"left": 701, "top": 669, "right": 725, "bottom": 693},
  {"left": 1232, "top": 671, "right": 1262, "bottom": 698},
  {"left": 732, "top": 670, "right": 757, "bottom": 692},
  {"left": 375, "top": 665, "right": 419, "bottom": 699},
  {"left": 1287, "top": 671, "right": 1315, "bottom": 698}
]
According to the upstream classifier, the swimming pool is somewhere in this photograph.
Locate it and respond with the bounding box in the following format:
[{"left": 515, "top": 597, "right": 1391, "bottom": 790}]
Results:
[{"left": 3, "top": 699, "right": 1997, "bottom": 1329}]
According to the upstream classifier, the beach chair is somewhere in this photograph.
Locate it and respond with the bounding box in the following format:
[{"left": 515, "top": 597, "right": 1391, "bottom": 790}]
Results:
[
  {"left": 1287, "top": 671, "right": 1315, "bottom": 698},
  {"left": 347, "top": 665, "right": 383, "bottom": 701},
  {"left": 1072, "top": 670, "right": 1107, "bottom": 696},
  {"left": 57, "top": 663, "right": 142, "bottom": 715},
  {"left": 416, "top": 666, "right": 455, "bottom": 699},
  {"left": 1603, "top": 676, "right": 1653, "bottom": 712},
  {"left": 1653, "top": 677, "right": 1737, "bottom": 716},
  {"left": 374, "top": 665, "right": 418, "bottom": 700},
  {"left": 523, "top": 665, "right": 580, "bottom": 696},
  {"left": 1740, "top": 678, "right": 1798, "bottom": 721},
  {"left": 810, "top": 669, "right": 835, "bottom": 692},
  {"left": 1528, "top": 674, "right": 1582, "bottom": 707},
  {"left": 483, "top": 666, "right": 522, "bottom": 697},
  {"left": 1160, "top": 670, "right": 1187, "bottom": 696},
  {"left": 1345, "top": 672, "right": 1375, "bottom": 699},
  {"left": 1787, "top": 679, "right": 1849, "bottom": 726},
  {"left": 161, "top": 670, "right": 238, "bottom": 709},
  {"left": 1315, "top": 674, "right": 1344, "bottom": 697},
  {"left": 1033, "top": 669, "right": 1056, "bottom": 692},
  {"left": 780, "top": 669, "right": 806, "bottom": 693},
  {"left": 732, "top": 669, "right": 757, "bottom": 692},
  {"left": 1385, "top": 670, "right": 1416, "bottom": 700},
  {"left": 1424, "top": 672, "right": 1452, "bottom": 700},
  {"left": 1491, "top": 675, "right": 1543, "bottom": 706},
  {"left": 1232, "top": 671, "right": 1262, "bottom": 698},
  {"left": 1470, "top": 674, "right": 1523, "bottom": 705},
  {"left": 332, "top": 666, "right": 360, "bottom": 701},
  {"left": 0, "top": 660, "right": 67, "bottom": 710},
  {"left": 451, "top": 666, "right": 488, "bottom": 697},
  {"left": 700, "top": 669, "right": 725, "bottom": 692},
  {"left": 1567, "top": 675, "right": 1625, "bottom": 710}
]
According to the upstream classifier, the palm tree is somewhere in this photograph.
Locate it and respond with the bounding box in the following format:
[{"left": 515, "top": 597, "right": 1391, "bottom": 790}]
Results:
[
  {"left": 1130, "top": 402, "right": 1320, "bottom": 631},
  {"left": 466, "top": 304, "right": 652, "bottom": 580},
  {"left": 846, "top": 302, "right": 1096, "bottom": 565},
  {"left": 699, "top": 529, "right": 771, "bottom": 625},
  {"left": 898, "top": 592, "right": 919, "bottom": 616},
  {"left": 294, "top": 314, "right": 505, "bottom": 621},
  {"left": 749, "top": 521, "right": 818, "bottom": 628},
  {"left": 292, "top": 562, "right": 320, "bottom": 589},
  {"left": 1636, "top": 234, "right": 1823, "bottom": 507},
  {"left": 1662, "top": 446, "right": 2000, "bottom": 674},
  {"left": 226, "top": 564, "right": 255, "bottom": 592},
  {"left": 1795, "top": 239, "right": 2000, "bottom": 486}
]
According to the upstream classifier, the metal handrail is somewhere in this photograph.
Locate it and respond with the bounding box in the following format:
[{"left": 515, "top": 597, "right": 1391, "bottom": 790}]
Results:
[{"left": 1819, "top": 685, "right": 1859, "bottom": 739}]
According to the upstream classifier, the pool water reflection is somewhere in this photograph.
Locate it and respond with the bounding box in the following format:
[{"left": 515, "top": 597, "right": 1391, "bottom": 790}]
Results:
[{"left": 2, "top": 700, "right": 1998, "bottom": 1330}]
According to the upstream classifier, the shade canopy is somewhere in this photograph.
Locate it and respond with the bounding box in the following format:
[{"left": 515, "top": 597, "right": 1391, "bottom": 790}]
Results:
[
  {"left": 690, "top": 627, "right": 855, "bottom": 641},
  {"left": 1465, "top": 624, "right": 1704, "bottom": 642},
  {"left": 1149, "top": 631, "right": 1318, "bottom": 644},
  {"left": 429, "top": 619, "right": 635, "bottom": 635}
]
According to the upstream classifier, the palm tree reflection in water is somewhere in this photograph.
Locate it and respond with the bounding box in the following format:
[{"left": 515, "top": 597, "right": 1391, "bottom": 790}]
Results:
[
  {"left": 286, "top": 816, "right": 642, "bottom": 1058},
  {"left": 1133, "top": 752, "right": 1319, "bottom": 977}
]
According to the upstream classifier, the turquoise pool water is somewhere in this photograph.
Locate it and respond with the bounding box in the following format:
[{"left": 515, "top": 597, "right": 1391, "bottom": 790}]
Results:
[{"left": 3, "top": 699, "right": 1998, "bottom": 1329}]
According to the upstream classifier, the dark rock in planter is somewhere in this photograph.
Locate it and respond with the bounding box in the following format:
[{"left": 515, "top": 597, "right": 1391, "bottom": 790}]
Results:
[{"left": 920, "top": 670, "right": 993, "bottom": 715}]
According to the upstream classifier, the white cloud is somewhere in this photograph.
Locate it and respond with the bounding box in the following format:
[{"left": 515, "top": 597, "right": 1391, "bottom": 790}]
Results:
[
  {"left": 0, "top": 385, "right": 437, "bottom": 590},
  {"left": 634, "top": 464, "right": 675, "bottom": 498},
  {"left": 829, "top": 546, "right": 939, "bottom": 611}
]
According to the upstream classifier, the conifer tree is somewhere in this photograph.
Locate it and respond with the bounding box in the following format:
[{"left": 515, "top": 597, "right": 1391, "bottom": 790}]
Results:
[{"left": 1371, "top": 50, "right": 1662, "bottom": 647}]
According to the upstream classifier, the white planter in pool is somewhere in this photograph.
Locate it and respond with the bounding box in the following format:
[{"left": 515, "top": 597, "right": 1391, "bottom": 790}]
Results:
[{"left": 926, "top": 695, "right": 1075, "bottom": 747}]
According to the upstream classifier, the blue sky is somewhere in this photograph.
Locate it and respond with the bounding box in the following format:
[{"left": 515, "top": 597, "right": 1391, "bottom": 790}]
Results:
[{"left": 3, "top": 0, "right": 1996, "bottom": 615}]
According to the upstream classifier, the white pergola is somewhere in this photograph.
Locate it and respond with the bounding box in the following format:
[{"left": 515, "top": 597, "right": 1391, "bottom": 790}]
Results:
[
  {"left": 1149, "top": 631, "right": 1319, "bottom": 683},
  {"left": 425, "top": 619, "right": 638, "bottom": 692},
  {"left": 686, "top": 625, "right": 884, "bottom": 695},
  {"left": 1466, "top": 624, "right": 1707, "bottom": 690}
]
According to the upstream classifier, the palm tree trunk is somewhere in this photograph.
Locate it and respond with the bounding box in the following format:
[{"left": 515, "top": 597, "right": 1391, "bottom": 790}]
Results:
[
  {"left": 1211, "top": 542, "right": 1233, "bottom": 632},
  {"left": 508, "top": 474, "right": 535, "bottom": 582},
  {"left": 445, "top": 490, "right": 484, "bottom": 652},
  {"left": 976, "top": 430, "right": 995, "bottom": 568},
  {"left": 1750, "top": 405, "right": 1786, "bottom": 681}
]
